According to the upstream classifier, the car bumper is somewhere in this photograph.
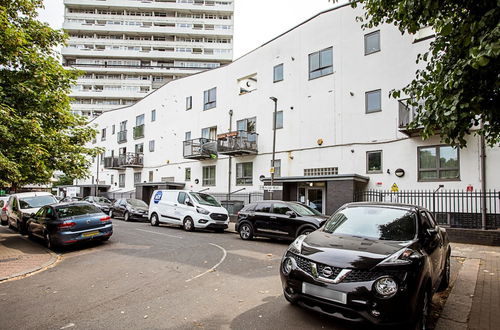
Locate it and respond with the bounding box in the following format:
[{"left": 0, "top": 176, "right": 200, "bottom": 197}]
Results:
[
  {"left": 280, "top": 253, "right": 419, "bottom": 326},
  {"left": 194, "top": 214, "right": 229, "bottom": 229},
  {"left": 129, "top": 212, "right": 149, "bottom": 221},
  {"left": 53, "top": 224, "right": 113, "bottom": 245}
]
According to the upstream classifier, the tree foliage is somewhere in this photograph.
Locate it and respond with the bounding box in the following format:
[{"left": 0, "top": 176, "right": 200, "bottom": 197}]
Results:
[
  {"left": 353, "top": 0, "right": 500, "bottom": 147},
  {"left": 0, "top": 0, "right": 100, "bottom": 188}
]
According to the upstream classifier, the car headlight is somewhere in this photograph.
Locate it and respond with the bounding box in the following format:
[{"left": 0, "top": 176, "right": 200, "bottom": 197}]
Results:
[
  {"left": 282, "top": 257, "right": 294, "bottom": 275},
  {"left": 196, "top": 207, "right": 209, "bottom": 215},
  {"left": 379, "top": 248, "right": 423, "bottom": 266},
  {"left": 374, "top": 277, "right": 398, "bottom": 298},
  {"left": 289, "top": 235, "right": 306, "bottom": 254}
]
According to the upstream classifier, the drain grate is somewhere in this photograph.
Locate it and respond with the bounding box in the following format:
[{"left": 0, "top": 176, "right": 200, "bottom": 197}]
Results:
[{"left": 0, "top": 257, "right": 19, "bottom": 263}]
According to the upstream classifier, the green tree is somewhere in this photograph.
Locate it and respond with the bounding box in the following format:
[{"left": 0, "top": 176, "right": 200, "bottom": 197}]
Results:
[
  {"left": 0, "top": 0, "right": 100, "bottom": 189},
  {"left": 352, "top": 0, "right": 500, "bottom": 147}
]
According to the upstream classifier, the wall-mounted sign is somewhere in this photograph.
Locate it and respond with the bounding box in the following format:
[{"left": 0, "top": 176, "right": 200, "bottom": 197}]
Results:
[
  {"left": 259, "top": 185, "right": 283, "bottom": 191},
  {"left": 395, "top": 168, "right": 405, "bottom": 178},
  {"left": 391, "top": 183, "right": 399, "bottom": 192},
  {"left": 466, "top": 185, "right": 474, "bottom": 192}
]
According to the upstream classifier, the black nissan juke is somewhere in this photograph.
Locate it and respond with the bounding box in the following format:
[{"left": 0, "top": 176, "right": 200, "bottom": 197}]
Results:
[{"left": 280, "top": 202, "right": 450, "bottom": 329}]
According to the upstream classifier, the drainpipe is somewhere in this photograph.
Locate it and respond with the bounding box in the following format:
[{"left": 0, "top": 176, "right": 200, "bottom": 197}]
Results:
[
  {"left": 228, "top": 110, "right": 233, "bottom": 203},
  {"left": 269, "top": 97, "right": 278, "bottom": 200},
  {"left": 95, "top": 153, "right": 99, "bottom": 197},
  {"left": 480, "top": 125, "right": 487, "bottom": 230}
]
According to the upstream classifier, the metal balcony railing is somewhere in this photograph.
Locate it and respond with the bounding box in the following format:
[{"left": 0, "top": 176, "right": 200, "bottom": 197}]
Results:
[
  {"left": 183, "top": 138, "right": 217, "bottom": 160},
  {"left": 117, "top": 130, "right": 127, "bottom": 143},
  {"left": 103, "top": 156, "right": 120, "bottom": 169},
  {"left": 398, "top": 98, "right": 424, "bottom": 136},
  {"left": 118, "top": 152, "right": 144, "bottom": 168},
  {"left": 133, "top": 124, "right": 145, "bottom": 139},
  {"left": 217, "top": 130, "right": 258, "bottom": 156}
]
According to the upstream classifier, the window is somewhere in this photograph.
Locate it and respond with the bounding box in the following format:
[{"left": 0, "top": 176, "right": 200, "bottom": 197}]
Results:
[
  {"left": 273, "top": 64, "right": 283, "bottom": 82},
  {"left": 185, "top": 131, "right": 191, "bottom": 141},
  {"left": 304, "top": 167, "right": 338, "bottom": 176},
  {"left": 151, "top": 109, "right": 156, "bottom": 122},
  {"left": 364, "top": 31, "right": 380, "bottom": 55},
  {"left": 135, "top": 143, "right": 144, "bottom": 154},
  {"left": 149, "top": 140, "right": 155, "bottom": 152},
  {"left": 236, "top": 117, "right": 256, "bottom": 133},
  {"left": 274, "top": 111, "right": 283, "bottom": 129},
  {"left": 255, "top": 202, "right": 271, "bottom": 213},
  {"left": 366, "top": 150, "right": 382, "bottom": 173},
  {"left": 186, "top": 96, "right": 192, "bottom": 110},
  {"left": 271, "top": 159, "right": 281, "bottom": 177},
  {"left": 134, "top": 172, "right": 142, "bottom": 183},
  {"left": 202, "top": 166, "right": 216, "bottom": 186},
  {"left": 178, "top": 192, "right": 187, "bottom": 204},
  {"left": 309, "top": 47, "right": 333, "bottom": 80},
  {"left": 272, "top": 203, "right": 292, "bottom": 215},
  {"left": 136, "top": 114, "right": 145, "bottom": 126},
  {"left": 119, "top": 174, "right": 125, "bottom": 187},
  {"left": 201, "top": 126, "right": 217, "bottom": 140},
  {"left": 236, "top": 162, "right": 253, "bottom": 185},
  {"left": 110, "top": 175, "right": 114, "bottom": 185},
  {"left": 418, "top": 145, "right": 460, "bottom": 181},
  {"left": 112, "top": 124, "right": 115, "bottom": 135},
  {"left": 365, "top": 89, "right": 382, "bottom": 113},
  {"left": 149, "top": 171, "right": 153, "bottom": 182},
  {"left": 203, "top": 87, "right": 216, "bottom": 110},
  {"left": 101, "top": 128, "right": 106, "bottom": 141},
  {"left": 185, "top": 168, "right": 191, "bottom": 181}
]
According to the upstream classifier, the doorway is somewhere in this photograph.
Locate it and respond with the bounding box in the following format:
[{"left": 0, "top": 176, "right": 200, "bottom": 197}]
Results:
[{"left": 298, "top": 184, "right": 325, "bottom": 214}]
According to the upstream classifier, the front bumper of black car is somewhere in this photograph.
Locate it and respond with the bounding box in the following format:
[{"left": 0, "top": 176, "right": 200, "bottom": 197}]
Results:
[{"left": 280, "top": 252, "right": 420, "bottom": 326}]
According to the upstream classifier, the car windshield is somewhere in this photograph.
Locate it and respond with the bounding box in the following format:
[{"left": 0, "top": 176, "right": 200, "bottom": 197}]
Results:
[
  {"left": 56, "top": 204, "right": 102, "bottom": 218},
  {"left": 19, "top": 195, "right": 57, "bottom": 209},
  {"left": 289, "top": 203, "right": 322, "bottom": 216},
  {"left": 189, "top": 193, "right": 221, "bottom": 207},
  {"left": 127, "top": 199, "right": 148, "bottom": 207},
  {"left": 95, "top": 197, "right": 111, "bottom": 204},
  {"left": 322, "top": 206, "right": 417, "bottom": 241}
]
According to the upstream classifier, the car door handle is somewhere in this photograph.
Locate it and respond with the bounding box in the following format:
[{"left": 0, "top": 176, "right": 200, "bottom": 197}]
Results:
[
  {"left": 270, "top": 216, "right": 277, "bottom": 219},
  {"left": 174, "top": 204, "right": 177, "bottom": 206}
]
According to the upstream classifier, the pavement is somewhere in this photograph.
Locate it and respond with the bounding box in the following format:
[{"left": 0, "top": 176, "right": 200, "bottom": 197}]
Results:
[{"left": 0, "top": 222, "right": 499, "bottom": 329}]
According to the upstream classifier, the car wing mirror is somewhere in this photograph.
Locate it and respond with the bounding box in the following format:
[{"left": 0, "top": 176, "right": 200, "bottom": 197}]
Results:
[
  {"left": 30, "top": 213, "right": 35, "bottom": 218},
  {"left": 286, "top": 211, "right": 296, "bottom": 218},
  {"left": 186, "top": 199, "right": 194, "bottom": 207},
  {"left": 426, "top": 228, "right": 438, "bottom": 237}
]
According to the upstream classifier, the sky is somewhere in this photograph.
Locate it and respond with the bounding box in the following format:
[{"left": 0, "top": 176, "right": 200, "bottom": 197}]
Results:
[{"left": 37, "top": 0, "right": 341, "bottom": 59}]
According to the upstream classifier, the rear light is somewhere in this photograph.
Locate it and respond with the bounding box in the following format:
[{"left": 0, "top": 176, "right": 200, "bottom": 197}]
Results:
[
  {"left": 100, "top": 216, "right": 111, "bottom": 223},
  {"left": 58, "top": 221, "right": 76, "bottom": 229}
]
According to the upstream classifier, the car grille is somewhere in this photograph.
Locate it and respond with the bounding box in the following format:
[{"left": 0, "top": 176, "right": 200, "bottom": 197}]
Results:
[
  {"left": 210, "top": 213, "right": 228, "bottom": 221},
  {"left": 287, "top": 252, "right": 404, "bottom": 283}
]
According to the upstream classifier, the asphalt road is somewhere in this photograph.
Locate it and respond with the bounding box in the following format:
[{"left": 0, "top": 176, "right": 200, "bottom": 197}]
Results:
[{"left": 0, "top": 220, "right": 453, "bottom": 330}]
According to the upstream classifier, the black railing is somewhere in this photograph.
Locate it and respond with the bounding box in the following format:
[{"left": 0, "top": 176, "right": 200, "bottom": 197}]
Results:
[
  {"left": 183, "top": 138, "right": 217, "bottom": 159},
  {"left": 210, "top": 192, "right": 265, "bottom": 215},
  {"left": 133, "top": 124, "right": 145, "bottom": 139},
  {"left": 398, "top": 98, "right": 425, "bottom": 136},
  {"left": 118, "top": 152, "right": 144, "bottom": 167},
  {"left": 354, "top": 189, "right": 500, "bottom": 229},
  {"left": 217, "top": 130, "right": 258, "bottom": 155},
  {"left": 117, "top": 130, "right": 127, "bottom": 143}
]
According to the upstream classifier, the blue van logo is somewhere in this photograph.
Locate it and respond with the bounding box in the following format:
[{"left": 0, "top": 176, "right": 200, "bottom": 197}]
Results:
[{"left": 153, "top": 191, "right": 163, "bottom": 204}]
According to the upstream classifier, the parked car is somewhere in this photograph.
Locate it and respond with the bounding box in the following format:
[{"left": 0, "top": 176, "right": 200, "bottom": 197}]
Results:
[
  {"left": 0, "top": 195, "right": 10, "bottom": 226},
  {"left": 61, "top": 196, "right": 82, "bottom": 203},
  {"left": 280, "top": 202, "right": 451, "bottom": 329},
  {"left": 83, "top": 196, "right": 112, "bottom": 213},
  {"left": 6, "top": 192, "right": 58, "bottom": 234},
  {"left": 110, "top": 198, "right": 149, "bottom": 221},
  {"left": 236, "top": 201, "right": 328, "bottom": 240},
  {"left": 26, "top": 201, "right": 113, "bottom": 249},
  {"left": 148, "top": 190, "right": 229, "bottom": 232}
]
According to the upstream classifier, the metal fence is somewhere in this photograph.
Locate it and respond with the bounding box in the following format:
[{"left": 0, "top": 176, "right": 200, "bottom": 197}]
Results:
[
  {"left": 102, "top": 190, "right": 136, "bottom": 201},
  {"left": 354, "top": 189, "right": 500, "bottom": 229},
  {"left": 210, "top": 192, "right": 264, "bottom": 215}
]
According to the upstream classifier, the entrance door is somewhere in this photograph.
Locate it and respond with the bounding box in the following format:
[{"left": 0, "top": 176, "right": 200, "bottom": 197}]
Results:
[{"left": 298, "top": 187, "right": 325, "bottom": 214}]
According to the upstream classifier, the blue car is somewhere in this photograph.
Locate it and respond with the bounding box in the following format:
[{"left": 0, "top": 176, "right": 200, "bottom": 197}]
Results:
[{"left": 26, "top": 202, "right": 113, "bottom": 249}]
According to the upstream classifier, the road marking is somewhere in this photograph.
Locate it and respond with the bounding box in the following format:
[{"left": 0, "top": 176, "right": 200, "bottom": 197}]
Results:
[
  {"left": 135, "top": 228, "right": 183, "bottom": 239},
  {"left": 186, "top": 243, "right": 227, "bottom": 282}
]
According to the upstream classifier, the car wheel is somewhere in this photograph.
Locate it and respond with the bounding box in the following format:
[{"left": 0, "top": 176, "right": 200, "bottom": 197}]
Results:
[
  {"left": 438, "top": 251, "right": 451, "bottom": 292},
  {"left": 183, "top": 217, "right": 195, "bottom": 232},
  {"left": 414, "top": 289, "right": 431, "bottom": 330},
  {"left": 8, "top": 220, "right": 16, "bottom": 230},
  {"left": 298, "top": 227, "right": 315, "bottom": 237},
  {"left": 18, "top": 221, "right": 27, "bottom": 235},
  {"left": 1, "top": 219, "right": 7, "bottom": 226},
  {"left": 150, "top": 213, "right": 159, "bottom": 227},
  {"left": 238, "top": 223, "right": 254, "bottom": 240},
  {"left": 27, "top": 226, "right": 35, "bottom": 240},
  {"left": 123, "top": 212, "right": 130, "bottom": 222}
]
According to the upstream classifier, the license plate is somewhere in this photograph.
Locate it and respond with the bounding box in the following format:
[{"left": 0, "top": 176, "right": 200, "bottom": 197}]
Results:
[
  {"left": 142, "top": 214, "right": 148, "bottom": 218},
  {"left": 302, "top": 282, "right": 347, "bottom": 304},
  {"left": 82, "top": 231, "right": 100, "bottom": 238}
]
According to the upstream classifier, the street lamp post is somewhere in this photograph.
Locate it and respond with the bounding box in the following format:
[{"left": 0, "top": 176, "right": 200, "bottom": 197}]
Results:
[{"left": 269, "top": 97, "right": 278, "bottom": 200}]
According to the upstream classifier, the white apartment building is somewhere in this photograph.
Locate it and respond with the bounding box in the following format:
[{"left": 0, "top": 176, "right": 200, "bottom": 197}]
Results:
[
  {"left": 62, "top": 0, "right": 234, "bottom": 117},
  {"left": 73, "top": 4, "right": 500, "bottom": 219}
]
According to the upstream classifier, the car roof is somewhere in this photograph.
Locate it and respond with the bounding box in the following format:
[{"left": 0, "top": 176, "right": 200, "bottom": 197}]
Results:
[
  {"left": 52, "top": 201, "right": 93, "bottom": 208},
  {"left": 10, "top": 192, "right": 55, "bottom": 198},
  {"left": 341, "top": 202, "right": 423, "bottom": 211}
]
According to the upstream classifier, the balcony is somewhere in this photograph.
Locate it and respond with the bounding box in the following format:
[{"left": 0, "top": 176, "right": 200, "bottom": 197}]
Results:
[
  {"left": 217, "top": 130, "right": 258, "bottom": 156},
  {"left": 103, "top": 157, "right": 121, "bottom": 169},
  {"left": 133, "top": 124, "right": 145, "bottom": 139},
  {"left": 117, "top": 130, "right": 127, "bottom": 143},
  {"left": 398, "top": 98, "right": 424, "bottom": 137},
  {"left": 183, "top": 138, "right": 217, "bottom": 160},
  {"left": 118, "top": 152, "right": 144, "bottom": 168}
]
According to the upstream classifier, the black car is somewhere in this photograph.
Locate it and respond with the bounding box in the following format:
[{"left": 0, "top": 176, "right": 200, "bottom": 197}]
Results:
[
  {"left": 280, "top": 202, "right": 450, "bottom": 329},
  {"left": 109, "top": 198, "right": 149, "bottom": 221},
  {"left": 83, "top": 196, "right": 112, "bottom": 213},
  {"left": 236, "top": 201, "right": 328, "bottom": 240}
]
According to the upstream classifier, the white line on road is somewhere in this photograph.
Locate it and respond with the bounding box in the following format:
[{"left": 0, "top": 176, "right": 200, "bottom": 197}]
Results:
[
  {"left": 186, "top": 243, "right": 227, "bottom": 282},
  {"left": 135, "top": 228, "right": 183, "bottom": 239}
]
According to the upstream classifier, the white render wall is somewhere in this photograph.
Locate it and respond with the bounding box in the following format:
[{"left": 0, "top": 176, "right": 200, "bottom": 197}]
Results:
[{"left": 80, "top": 4, "right": 500, "bottom": 194}]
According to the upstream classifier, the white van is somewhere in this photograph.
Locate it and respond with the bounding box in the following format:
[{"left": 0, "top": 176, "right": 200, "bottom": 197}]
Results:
[{"left": 148, "top": 190, "right": 229, "bottom": 232}]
